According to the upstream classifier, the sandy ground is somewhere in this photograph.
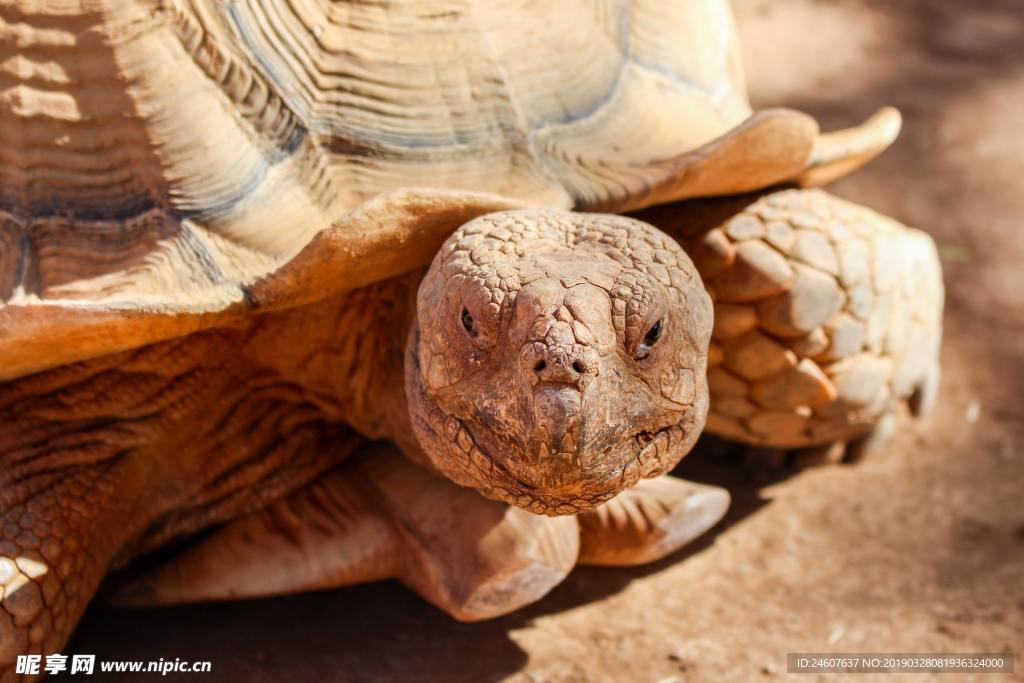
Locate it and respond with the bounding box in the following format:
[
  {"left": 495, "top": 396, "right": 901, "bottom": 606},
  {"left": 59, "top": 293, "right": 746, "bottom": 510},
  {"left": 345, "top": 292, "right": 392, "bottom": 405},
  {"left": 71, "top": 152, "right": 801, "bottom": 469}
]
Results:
[{"left": 62, "top": 1, "right": 1024, "bottom": 681}]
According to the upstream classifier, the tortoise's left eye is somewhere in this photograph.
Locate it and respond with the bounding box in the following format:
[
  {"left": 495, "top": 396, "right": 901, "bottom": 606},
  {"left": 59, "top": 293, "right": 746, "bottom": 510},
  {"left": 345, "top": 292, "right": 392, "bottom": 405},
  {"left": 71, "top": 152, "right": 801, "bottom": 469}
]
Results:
[
  {"left": 636, "top": 319, "right": 663, "bottom": 360},
  {"left": 461, "top": 307, "right": 475, "bottom": 334},
  {"left": 644, "top": 319, "right": 663, "bottom": 345}
]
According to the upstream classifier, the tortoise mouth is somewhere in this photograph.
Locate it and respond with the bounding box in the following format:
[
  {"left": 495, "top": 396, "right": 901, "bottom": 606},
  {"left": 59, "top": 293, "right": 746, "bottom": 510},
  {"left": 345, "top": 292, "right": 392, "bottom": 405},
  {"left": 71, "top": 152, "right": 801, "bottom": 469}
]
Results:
[
  {"left": 447, "top": 416, "right": 691, "bottom": 515},
  {"left": 409, "top": 382, "right": 687, "bottom": 516},
  {"left": 405, "top": 325, "right": 697, "bottom": 515}
]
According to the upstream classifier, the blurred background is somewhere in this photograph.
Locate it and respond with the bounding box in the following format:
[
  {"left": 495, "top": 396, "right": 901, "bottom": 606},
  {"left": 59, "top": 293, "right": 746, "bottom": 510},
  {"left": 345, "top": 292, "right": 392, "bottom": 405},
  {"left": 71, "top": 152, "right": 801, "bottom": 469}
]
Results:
[{"left": 64, "top": 1, "right": 1023, "bottom": 680}]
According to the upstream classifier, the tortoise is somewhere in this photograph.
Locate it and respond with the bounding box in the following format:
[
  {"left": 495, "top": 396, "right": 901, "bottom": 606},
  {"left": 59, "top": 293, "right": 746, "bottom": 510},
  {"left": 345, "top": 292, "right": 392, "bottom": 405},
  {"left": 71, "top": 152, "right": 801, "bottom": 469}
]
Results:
[{"left": 0, "top": 0, "right": 943, "bottom": 675}]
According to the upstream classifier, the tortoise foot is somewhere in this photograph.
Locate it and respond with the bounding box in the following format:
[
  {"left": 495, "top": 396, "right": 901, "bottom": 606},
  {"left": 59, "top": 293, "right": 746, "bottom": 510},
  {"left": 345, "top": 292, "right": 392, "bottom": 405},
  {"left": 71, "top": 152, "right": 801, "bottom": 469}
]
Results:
[
  {"left": 109, "top": 445, "right": 579, "bottom": 622},
  {"left": 577, "top": 475, "right": 729, "bottom": 567}
]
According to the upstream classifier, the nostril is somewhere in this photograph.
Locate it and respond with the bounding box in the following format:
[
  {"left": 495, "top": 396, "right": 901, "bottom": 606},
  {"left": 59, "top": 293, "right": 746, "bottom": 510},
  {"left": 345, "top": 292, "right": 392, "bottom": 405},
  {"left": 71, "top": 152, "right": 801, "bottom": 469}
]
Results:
[
  {"left": 534, "top": 360, "right": 547, "bottom": 373},
  {"left": 572, "top": 360, "right": 584, "bottom": 374}
]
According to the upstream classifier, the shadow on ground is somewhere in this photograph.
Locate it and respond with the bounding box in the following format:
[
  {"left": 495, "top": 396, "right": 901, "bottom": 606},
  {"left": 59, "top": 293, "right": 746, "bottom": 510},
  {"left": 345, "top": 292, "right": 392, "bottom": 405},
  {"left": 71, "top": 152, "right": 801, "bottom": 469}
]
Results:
[{"left": 65, "top": 434, "right": 788, "bottom": 682}]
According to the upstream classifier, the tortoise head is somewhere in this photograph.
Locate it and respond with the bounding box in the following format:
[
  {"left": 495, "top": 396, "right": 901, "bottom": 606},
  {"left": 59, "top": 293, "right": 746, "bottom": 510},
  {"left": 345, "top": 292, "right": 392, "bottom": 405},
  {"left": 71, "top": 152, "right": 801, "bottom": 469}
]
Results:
[{"left": 405, "top": 210, "right": 713, "bottom": 515}]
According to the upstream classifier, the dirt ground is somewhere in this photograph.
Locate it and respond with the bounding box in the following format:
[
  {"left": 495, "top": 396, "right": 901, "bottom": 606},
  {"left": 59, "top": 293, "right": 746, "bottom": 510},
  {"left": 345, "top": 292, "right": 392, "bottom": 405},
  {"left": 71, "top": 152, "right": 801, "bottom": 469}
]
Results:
[{"left": 64, "top": 1, "right": 1024, "bottom": 681}]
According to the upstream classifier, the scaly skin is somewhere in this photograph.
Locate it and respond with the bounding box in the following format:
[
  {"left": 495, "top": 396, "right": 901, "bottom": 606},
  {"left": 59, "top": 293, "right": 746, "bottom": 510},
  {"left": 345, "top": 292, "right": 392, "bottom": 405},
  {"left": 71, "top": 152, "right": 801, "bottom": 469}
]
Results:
[
  {"left": 406, "top": 210, "right": 712, "bottom": 513},
  {"left": 0, "top": 209, "right": 712, "bottom": 679},
  {"left": 639, "top": 189, "right": 944, "bottom": 449}
]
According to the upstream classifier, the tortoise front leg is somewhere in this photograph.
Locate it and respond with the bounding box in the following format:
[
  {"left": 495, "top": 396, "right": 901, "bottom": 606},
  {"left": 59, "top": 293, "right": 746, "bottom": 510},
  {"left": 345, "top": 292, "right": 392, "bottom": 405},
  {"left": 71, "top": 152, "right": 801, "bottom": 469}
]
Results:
[
  {"left": 0, "top": 458, "right": 147, "bottom": 683},
  {"left": 638, "top": 188, "right": 944, "bottom": 457},
  {"left": 111, "top": 444, "right": 578, "bottom": 621}
]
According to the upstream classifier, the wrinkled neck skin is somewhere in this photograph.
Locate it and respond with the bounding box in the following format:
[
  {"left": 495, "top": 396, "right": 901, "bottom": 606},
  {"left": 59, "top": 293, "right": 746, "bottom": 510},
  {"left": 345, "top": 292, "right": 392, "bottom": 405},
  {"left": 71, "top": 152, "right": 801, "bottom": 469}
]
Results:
[
  {"left": 240, "top": 270, "right": 426, "bottom": 462},
  {"left": 403, "top": 210, "right": 713, "bottom": 516}
]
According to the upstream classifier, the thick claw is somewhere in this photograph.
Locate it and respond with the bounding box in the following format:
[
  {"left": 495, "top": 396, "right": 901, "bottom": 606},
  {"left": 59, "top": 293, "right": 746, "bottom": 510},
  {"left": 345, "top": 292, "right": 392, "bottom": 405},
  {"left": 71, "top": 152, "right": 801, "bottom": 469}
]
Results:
[
  {"left": 577, "top": 475, "right": 730, "bottom": 567},
  {"left": 909, "top": 363, "right": 941, "bottom": 419}
]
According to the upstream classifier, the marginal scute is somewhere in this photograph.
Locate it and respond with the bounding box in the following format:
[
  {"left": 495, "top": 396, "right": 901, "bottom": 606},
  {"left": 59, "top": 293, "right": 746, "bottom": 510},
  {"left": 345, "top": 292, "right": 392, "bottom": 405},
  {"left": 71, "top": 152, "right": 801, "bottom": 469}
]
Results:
[{"left": 0, "top": 188, "right": 524, "bottom": 382}]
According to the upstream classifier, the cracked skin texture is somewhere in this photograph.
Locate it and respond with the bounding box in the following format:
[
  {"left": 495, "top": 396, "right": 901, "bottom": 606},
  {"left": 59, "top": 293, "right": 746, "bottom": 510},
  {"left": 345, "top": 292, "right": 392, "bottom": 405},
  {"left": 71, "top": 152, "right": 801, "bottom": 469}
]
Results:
[
  {"left": 0, "top": 210, "right": 711, "bottom": 681},
  {"left": 407, "top": 211, "right": 712, "bottom": 514}
]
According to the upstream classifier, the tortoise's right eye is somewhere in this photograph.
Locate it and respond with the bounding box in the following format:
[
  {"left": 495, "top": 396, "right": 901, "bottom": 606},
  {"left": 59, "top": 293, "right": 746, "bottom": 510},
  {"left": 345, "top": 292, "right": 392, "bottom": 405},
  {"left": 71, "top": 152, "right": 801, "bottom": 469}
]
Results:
[{"left": 461, "top": 307, "right": 475, "bottom": 334}]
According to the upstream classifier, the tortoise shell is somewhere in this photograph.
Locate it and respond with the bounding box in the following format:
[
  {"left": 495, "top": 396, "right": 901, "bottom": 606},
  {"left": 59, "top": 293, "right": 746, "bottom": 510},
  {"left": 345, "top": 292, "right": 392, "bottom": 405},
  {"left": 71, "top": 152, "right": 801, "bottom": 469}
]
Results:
[{"left": 0, "top": 0, "right": 898, "bottom": 379}]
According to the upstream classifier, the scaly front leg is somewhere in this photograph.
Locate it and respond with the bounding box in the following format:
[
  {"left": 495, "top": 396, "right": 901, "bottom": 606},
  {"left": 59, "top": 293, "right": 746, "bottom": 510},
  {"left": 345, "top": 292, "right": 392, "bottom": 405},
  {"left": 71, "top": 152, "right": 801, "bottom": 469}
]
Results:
[
  {"left": 0, "top": 452, "right": 147, "bottom": 683},
  {"left": 111, "top": 444, "right": 578, "bottom": 621},
  {"left": 638, "top": 188, "right": 944, "bottom": 460}
]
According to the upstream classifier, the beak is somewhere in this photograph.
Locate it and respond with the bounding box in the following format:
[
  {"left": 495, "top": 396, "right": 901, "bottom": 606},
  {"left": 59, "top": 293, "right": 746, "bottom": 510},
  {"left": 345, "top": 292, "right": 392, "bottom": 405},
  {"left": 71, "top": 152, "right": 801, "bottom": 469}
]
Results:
[{"left": 533, "top": 383, "right": 582, "bottom": 462}]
